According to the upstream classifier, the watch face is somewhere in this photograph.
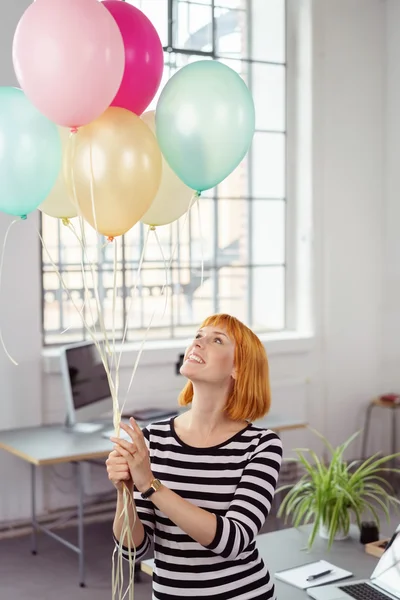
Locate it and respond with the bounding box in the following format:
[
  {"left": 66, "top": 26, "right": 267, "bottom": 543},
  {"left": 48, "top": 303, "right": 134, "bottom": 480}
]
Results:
[{"left": 152, "top": 479, "right": 162, "bottom": 491}]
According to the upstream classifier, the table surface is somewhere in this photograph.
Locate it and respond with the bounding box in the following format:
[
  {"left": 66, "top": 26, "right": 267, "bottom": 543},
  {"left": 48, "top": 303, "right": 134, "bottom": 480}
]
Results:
[
  {"left": 0, "top": 413, "right": 306, "bottom": 466},
  {"left": 141, "top": 526, "right": 378, "bottom": 600}
]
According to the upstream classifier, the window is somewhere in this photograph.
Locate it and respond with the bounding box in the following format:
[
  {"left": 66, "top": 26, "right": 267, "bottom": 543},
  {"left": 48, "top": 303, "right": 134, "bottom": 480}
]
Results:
[{"left": 41, "top": 0, "right": 287, "bottom": 345}]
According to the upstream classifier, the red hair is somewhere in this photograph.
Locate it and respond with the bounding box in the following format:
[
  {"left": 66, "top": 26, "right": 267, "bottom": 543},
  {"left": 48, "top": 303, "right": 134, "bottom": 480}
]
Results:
[{"left": 178, "top": 314, "right": 271, "bottom": 422}]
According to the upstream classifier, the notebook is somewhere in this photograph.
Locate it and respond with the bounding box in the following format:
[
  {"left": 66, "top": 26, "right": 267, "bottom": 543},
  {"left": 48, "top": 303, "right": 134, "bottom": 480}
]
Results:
[{"left": 275, "top": 559, "right": 353, "bottom": 589}]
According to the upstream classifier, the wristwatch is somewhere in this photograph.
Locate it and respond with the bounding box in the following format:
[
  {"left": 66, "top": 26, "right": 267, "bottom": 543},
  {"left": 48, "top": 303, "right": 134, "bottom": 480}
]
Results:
[{"left": 141, "top": 478, "right": 162, "bottom": 499}]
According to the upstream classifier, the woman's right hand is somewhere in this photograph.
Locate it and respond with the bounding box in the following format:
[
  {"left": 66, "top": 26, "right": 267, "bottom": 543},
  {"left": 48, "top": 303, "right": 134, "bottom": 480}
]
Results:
[{"left": 106, "top": 450, "right": 133, "bottom": 493}]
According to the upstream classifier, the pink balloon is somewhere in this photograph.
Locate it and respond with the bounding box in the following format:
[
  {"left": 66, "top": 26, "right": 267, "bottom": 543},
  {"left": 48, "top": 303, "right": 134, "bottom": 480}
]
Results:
[
  {"left": 13, "top": 0, "right": 125, "bottom": 129},
  {"left": 103, "top": 1, "right": 164, "bottom": 116}
]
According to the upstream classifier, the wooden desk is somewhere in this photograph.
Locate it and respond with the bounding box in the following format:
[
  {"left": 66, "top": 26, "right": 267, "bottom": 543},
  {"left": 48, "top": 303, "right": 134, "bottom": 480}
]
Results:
[
  {"left": 0, "top": 414, "right": 306, "bottom": 588},
  {"left": 141, "top": 526, "right": 378, "bottom": 599}
]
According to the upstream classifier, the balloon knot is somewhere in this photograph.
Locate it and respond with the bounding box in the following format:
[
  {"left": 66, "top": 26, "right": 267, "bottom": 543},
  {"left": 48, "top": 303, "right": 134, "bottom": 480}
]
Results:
[
  {"left": 107, "top": 236, "right": 114, "bottom": 243},
  {"left": 70, "top": 126, "right": 78, "bottom": 135},
  {"left": 195, "top": 191, "right": 201, "bottom": 197},
  {"left": 20, "top": 215, "right": 27, "bottom": 221},
  {"left": 149, "top": 225, "right": 156, "bottom": 231},
  {"left": 61, "top": 218, "right": 70, "bottom": 226}
]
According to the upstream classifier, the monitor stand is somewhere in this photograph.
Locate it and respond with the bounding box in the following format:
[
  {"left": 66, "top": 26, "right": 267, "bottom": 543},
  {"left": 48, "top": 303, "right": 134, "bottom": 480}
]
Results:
[
  {"left": 64, "top": 414, "right": 106, "bottom": 434},
  {"left": 67, "top": 422, "right": 104, "bottom": 434}
]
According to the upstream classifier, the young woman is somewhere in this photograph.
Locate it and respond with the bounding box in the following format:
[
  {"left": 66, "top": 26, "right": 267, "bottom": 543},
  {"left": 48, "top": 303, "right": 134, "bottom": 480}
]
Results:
[{"left": 107, "top": 313, "right": 283, "bottom": 599}]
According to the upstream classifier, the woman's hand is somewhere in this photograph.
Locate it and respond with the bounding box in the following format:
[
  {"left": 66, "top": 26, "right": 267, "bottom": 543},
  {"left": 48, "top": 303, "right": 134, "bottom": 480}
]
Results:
[
  {"left": 105, "top": 449, "right": 133, "bottom": 493},
  {"left": 110, "top": 418, "right": 154, "bottom": 494}
]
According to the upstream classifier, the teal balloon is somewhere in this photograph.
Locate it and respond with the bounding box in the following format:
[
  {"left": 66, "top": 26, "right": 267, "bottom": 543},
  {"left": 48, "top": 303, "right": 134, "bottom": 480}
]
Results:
[
  {"left": 156, "top": 60, "right": 255, "bottom": 192},
  {"left": 0, "top": 87, "right": 62, "bottom": 217}
]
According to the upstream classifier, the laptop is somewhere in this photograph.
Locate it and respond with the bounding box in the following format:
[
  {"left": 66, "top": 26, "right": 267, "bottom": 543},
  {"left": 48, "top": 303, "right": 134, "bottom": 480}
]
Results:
[{"left": 307, "top": 525, "right": 400, "bottom": 600}]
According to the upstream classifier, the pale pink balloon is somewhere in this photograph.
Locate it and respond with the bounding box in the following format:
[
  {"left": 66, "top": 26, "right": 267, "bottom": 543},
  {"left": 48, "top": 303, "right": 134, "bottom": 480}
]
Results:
[{"left": 13, "top": 0, "right": 125, "bottom": 129}]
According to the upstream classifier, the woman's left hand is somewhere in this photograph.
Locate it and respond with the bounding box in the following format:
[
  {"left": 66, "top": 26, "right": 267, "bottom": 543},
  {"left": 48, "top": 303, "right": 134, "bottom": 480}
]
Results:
[{"left": 110, "top": 418, "right": 154, "bottom": 494}]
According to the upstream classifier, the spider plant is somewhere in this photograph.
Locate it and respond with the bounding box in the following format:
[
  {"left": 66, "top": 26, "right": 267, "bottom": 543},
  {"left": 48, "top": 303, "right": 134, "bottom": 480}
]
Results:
[{"left": 277, "top": 429, "right": 400, "bottom": 549}]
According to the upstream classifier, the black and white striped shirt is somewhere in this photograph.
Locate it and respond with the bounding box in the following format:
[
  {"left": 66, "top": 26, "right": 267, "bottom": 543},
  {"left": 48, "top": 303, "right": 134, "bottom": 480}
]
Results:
[{"left": 117, "top": 418, "right": 283, "bottom": 599}]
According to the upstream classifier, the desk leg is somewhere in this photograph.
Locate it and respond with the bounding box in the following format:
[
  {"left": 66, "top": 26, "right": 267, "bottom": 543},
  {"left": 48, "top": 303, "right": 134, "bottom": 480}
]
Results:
[
  {"left": 31, "top": 463, "right": 38, "bottom": 555},
  {"left": 77, "top": 462, "right": 86, "bottom": 588}
]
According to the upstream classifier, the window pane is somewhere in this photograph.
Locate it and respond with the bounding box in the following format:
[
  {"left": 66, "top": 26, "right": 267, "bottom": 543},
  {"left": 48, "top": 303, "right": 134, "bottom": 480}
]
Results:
[
  {"left": 127, "top": 1, "right": 168, "bottom": 46},
  {"left": 215, "top": 8, "right": 247, "bottom": 59},
  {"left": 172, "top": 266, "right": 215, "bottom": 326},
  {"left": 252, "top": 200, "right": 285, "bottom": 265},
  {"left": 252, "top": 132, "right": 285, "bottom": 198},
  {"left": 174, "top": 1, "right": 213, "bottom": 51},
  {"left": 217, "top": 199, "right": 247, "bottom": 266},
  {"left": 251, "top": 0, "right": 285, "bottom": 63},
  {"left": 217, "top": 267, "right": 247, "bottom": 321},
  {"left": 252, "top": 266, "right": 285, "bottom": 330},
  {"left": 252, "top": 63, "right": 285, "bottom": 131}
]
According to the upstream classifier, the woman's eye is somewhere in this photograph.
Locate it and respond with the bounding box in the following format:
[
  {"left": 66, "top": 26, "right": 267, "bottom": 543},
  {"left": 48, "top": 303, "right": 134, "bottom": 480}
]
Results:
[
  {"left": 195, "top": 333, "right": 201, "bottom": 339},
  {"left": 215, "top": 337, "right": 222, "bottom": 344}
]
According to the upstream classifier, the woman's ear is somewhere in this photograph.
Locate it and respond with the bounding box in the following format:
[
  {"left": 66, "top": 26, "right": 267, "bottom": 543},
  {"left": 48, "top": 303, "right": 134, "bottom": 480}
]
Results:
[{"left": 231, "top": 366, "right": 237, "bottom": 380}]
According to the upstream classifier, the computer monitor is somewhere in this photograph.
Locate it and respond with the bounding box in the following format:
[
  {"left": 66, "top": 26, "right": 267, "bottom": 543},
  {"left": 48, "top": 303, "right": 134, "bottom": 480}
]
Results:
[{"left": 60, "top": 341, "right": 113, "bottom": 431}]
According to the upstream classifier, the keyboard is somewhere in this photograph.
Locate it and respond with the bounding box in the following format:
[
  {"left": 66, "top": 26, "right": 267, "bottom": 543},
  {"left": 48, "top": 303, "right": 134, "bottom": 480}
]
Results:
[{"left": 339, "top": 582, "right": 390, "bottom": 600}]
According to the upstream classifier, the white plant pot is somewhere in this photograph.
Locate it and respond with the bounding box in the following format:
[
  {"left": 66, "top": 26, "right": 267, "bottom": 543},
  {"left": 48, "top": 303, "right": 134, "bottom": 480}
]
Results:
[{"left": 319, "top": 521, "right": 349, "bottom": 542}]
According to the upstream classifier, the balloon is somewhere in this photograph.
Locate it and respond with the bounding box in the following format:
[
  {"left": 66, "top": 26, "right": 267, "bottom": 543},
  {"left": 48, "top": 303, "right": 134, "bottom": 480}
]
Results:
[
  {"left": 0, "top": 87, "right": 62, "bottom": 218},
  {"left": 140, "top": 111, "right": 194, "bottom": 227},
  {"left": 103, "top": 1, "right": 164, "bottom": 116},
  {"left": 39, "top": 128, "right": 78, "bottom": 220},
  {"left": 156, "top": 60, "right": 255, "bottom": 192},
  {"left": 13, "top": 0, "right": 125, "bottom": 129},
  {"left": 63, "top": 108, "right": 162, "bottom": 238}
]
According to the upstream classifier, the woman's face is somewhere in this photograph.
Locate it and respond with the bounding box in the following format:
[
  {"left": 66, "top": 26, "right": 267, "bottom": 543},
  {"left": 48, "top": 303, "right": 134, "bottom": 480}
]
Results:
[{"left": 180, "top": 325, "right": 236, "bottom": 384}]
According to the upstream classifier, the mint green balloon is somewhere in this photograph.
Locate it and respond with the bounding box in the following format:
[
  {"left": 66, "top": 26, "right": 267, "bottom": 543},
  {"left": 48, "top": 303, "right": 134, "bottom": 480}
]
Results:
[
  {"left": 0, "top": 87, "right": 62, "bottom": 217},
  {"left": 156, "top": 60, "right": 255, "bottom": 192}
]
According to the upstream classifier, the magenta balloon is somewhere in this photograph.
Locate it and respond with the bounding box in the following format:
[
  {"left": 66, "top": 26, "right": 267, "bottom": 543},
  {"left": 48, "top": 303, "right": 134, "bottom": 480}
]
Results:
[
  {"left": 103, "top": 1, "right": 164, "bottom": 115},
  {"left": 12, "top": 0, "right": 125, "bottom": 129}
]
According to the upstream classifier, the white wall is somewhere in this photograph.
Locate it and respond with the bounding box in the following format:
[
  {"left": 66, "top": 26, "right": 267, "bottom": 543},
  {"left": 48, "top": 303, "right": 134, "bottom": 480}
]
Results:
[
  {"left": 0, "top": 0, "right": 397, "bottom": 523},
  {"left": 313, "top": 0, "right": 385, "bottom": 450},
  {"left": 383, "top": 0, "right": 400, "bottom": 394},
  {"left": 0, "top": 0, "right": 45, "bottom": 524}
]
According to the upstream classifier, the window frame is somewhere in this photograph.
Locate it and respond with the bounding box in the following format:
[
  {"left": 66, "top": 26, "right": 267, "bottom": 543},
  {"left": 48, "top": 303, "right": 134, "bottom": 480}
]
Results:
[{"left": 40, "top": 0, "right": 311, "bottom": 347}]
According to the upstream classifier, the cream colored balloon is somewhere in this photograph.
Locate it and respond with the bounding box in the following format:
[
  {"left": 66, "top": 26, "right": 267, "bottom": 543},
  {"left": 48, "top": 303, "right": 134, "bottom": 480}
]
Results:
[
  {"left": 64, "top": 107, "right": 162, "bottom": 238},
  {"left": 140, "top": 111, "right": 194, "bottom": 227},
  {"left": 39, "top": 127, "right": 78, "bottom": 219}
]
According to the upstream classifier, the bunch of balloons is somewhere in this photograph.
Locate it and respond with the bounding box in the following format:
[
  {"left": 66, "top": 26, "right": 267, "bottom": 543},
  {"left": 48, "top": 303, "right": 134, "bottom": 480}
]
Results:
[{"left": 0, "top": 0, "right": 256, "bottom": 237}]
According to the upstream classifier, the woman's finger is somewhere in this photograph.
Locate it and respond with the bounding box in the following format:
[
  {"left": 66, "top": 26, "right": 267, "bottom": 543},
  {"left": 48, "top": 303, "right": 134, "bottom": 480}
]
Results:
[
  {"left": 113, "top": 443, "right": 134, "bottom": 460},
  {"left": 118, "top": 422, "right": 136, "bottom": 443},
  {"left": 127, "top": 418, "right": 147, "bottom": 451},
  {"left": 109, "top": 465, "right": 130, "bottom": 473},
  {"left": 110, "top": 436, "right": 136, "bottom": 454},
  {"left": 107, "top": 456, "right": 129, "bottom": 465}
]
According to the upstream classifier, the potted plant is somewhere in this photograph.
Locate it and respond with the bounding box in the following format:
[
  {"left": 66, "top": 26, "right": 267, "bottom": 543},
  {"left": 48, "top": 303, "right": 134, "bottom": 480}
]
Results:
[{"left": 277, "top": 429, "right": 400, "bottom": 549}]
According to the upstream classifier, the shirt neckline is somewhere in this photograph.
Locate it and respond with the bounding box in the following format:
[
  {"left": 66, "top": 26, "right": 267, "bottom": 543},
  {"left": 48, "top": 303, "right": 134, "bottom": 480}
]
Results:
[{"left": 170, "top": 416, "right": 252, "bottom": 451}]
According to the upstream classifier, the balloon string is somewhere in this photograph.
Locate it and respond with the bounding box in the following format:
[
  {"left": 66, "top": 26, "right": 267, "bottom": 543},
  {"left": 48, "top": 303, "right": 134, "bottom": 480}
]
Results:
[
  {"left": 65, "top": 220, "right": 98, "bottom": 339},
  {"left": 120, "top": 192, "right": 199, "bottom": 413},
  {"left": 0, "top": 219, "right": 20, "bottom": 365},
  {"left": 111, "top": 239, "right": 118, "bottom": 379},
  {"left": 112, "top": 487, "right": 137, "bottom": 600},
  {"left": 167, "top": 191, "right": 199, "bottom": 275},
  {"left": 88, "top": 139, "right": 100, "bottom": 241},
  {"left": 86, "top": 140, "right": 115, "bottom": 361},
  {"left": 196, "top": 194, "right": 205, "bottom": 297},
  {"left": 116, "top": 226, "right": 151, "bottom": 374},
  {"left": 68, "top": 131, "right": 112, "bottom": 359},
  {"left": 152, "top": 226, "right": 169, "bottom": 320}
]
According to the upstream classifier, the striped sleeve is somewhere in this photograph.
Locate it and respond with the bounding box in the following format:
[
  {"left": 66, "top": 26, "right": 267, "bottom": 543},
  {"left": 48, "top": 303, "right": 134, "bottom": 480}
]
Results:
[
  {"left": 115, "top": 426, "right": 155, "bottom": 562},
  {"left": 206, "top": 431, "right": 282, "bottom": 560}
]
